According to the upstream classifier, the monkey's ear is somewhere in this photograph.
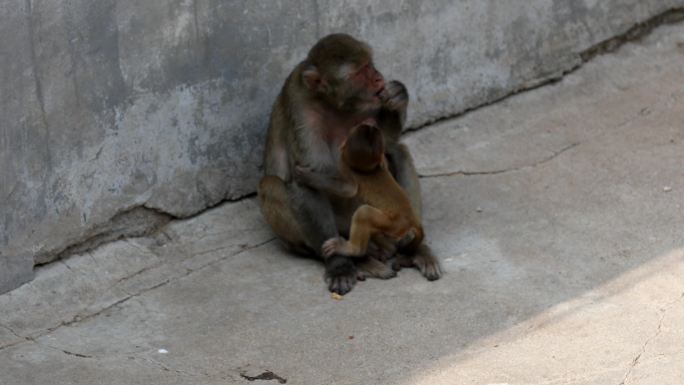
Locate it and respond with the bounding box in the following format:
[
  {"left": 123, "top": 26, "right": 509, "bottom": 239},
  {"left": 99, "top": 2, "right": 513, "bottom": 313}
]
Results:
[{"left": 302, "top": 65, "right": 327, "bottom": 92}]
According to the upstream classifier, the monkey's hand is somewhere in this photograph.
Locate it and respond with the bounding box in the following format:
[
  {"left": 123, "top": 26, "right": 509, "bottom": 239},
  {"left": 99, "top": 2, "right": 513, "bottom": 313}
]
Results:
[
  {"left": 322, "top": 237, "right": 345, "bottom": 258},
  {"left": 294, "top": 165, "right": 358, "bottom": 198},
  {"left": 322, "top": 236, "right": 364, "bottom": 258},
  {"left": 380, "top": 80, "right": 408, "bottom": 112}
]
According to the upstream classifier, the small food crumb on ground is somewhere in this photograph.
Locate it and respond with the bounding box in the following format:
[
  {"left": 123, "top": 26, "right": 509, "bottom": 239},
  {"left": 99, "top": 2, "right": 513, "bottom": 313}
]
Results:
[
  {"left": 663, "top": 186, "right": 673, "bottom": 192},
  {"left": 331, "top": 292, "right": 344, "bottom": 300},
  {"left": 157, "top": 349, "right": 168, "bottom": 354}
]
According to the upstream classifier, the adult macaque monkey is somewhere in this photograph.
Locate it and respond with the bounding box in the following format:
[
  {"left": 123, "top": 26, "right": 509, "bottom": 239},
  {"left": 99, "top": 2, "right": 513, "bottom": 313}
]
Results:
[{"left": 258, "top": 34, "right": 441, "bottom": 294}]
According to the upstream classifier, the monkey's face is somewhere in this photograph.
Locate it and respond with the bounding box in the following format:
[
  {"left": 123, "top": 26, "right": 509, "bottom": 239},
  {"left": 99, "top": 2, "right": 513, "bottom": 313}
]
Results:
[
  {"left": 308, "top": 60, "right": 386, "bottom": 114},
  {"left": 303, "top": 34, "right": 386, "bottom": 114},
  {"left": 336, "top": 60, "right": 386, "bottom": 113},
  {"left": 341, "top": 124, "right": 384, "bottom": 173}
]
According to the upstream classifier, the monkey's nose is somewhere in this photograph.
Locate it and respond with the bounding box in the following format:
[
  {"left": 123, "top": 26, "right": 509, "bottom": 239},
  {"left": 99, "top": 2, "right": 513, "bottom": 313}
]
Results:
[{"left": 376, "top": 77, "right": 385, "bottom": 90}]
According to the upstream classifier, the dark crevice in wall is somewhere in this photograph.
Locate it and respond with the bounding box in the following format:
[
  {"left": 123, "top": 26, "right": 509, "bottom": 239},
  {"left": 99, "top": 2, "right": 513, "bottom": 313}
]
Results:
[
  {"left": 34, "top": 192, "right": 257, "bottom": 267},
  {"left": 580, "top": 8, "right": 684, "bottom": 61},
  {"left": 34, "top": 206, "right": 173, "bottom": 266},
  {"left": 405, "top": 7, "right": 684, "bottom": 134}
]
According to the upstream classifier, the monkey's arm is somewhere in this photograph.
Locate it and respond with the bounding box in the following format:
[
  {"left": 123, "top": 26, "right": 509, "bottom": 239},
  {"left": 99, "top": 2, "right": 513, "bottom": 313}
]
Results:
[
  {"left": 385, "top": 144, "right": 422, "bottom": 219},
  {"left": 376, "top": 81, "right": 422, "bottom": 219},
  {"left": 294, "top": 165, "right": 358, "bottom": 198}
]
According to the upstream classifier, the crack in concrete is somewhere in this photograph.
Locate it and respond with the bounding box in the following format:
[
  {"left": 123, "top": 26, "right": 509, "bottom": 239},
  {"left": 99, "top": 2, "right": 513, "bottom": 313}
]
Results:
[
  {"left": 0, "top": 323, "right": 32, "bottom": 351},
  {"left": 0, "top": 339, "right": 28, "bottom": 352},
  {"left": 60, "top": 260, "right": 73, "bottom": 272},
  {"left": 0, "top": 237, "right": 276, "bottom": 355},
  {"left": 0, "top": 323, "right": 23, "bottom": 339},
  {"left": 0, "top": 280, "right": 170, "bottom": 353},
  {"left": 618, "top": 292, "right": 684, "bottom": 385},
  {"left": 134, "top": 355, "right": 224, "bottom": 380},
  {"left": 39, "top": 342, "right": 94, "bottom": 359},
  {"left": 49, "top": 280, "right": 170, "bottom": 331},
  {"left": 113, "top": 262, "right": 163, "bottom": 286},
  {"left": 0, "top": 323, "right": 91, "bottom": 360},
  {"left": 419, "top": 142, "right": 580, "bottom": 179},
  {"left": 192, "top": 238, "right": 276, "bottom": 272}
]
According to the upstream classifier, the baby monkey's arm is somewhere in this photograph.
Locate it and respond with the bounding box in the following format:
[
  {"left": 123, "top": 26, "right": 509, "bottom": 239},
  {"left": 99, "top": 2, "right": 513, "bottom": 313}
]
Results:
[{"left": 294, "top": 165, "right": 358, "bottom": 198}]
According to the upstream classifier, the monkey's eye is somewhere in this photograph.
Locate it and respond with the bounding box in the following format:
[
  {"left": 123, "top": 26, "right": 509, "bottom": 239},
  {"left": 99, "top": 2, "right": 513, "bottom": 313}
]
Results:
[{"left": 354, "top": 64, "right": 369, "bottom": 77}]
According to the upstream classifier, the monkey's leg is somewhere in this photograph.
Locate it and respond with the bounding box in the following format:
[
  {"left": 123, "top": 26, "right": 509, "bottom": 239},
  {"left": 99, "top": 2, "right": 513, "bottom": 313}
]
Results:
[
  {"left": 376, "top": 80, "right": 442, "bottom": 281},
  {"left": 392, "top": 243, "right": 442, "bottom": 281},
  {"left": 398, "top": 226, "right": 441, "bottom": 280},
  {"left": 258, "top": 175, "right": 359, "bottom": 294},
  {"left": 369, "top": 233, "right": 397, "bottom": 262},
  {"left": 258, "top": 175, "right": 308, "bottom": 253},
  {"left": 385, "top": 140, "right": 443, "bottom": 281},
  {"left": 356, "top": 256, "right": 397, "bottom": 280},
  {"left": 322, "top": 205, "right": 396, "bottom": 258}
]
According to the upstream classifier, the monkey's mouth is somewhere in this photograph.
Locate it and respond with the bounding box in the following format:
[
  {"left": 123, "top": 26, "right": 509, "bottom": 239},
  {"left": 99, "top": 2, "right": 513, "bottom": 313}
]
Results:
[{"left": 375, "top": 87, "right": 387, "bottom": 101}]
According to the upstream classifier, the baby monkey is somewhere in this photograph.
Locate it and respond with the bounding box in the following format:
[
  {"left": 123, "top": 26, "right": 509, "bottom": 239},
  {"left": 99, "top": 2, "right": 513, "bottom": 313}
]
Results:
[{"left": 295, "top": 123, "right": 424, "bottom": 259}]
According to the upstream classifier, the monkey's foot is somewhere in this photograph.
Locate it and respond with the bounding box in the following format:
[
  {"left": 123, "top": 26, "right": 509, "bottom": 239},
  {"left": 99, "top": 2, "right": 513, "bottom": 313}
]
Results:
[
  {"left": 391, "top": 254, "right": 411, "bottom": 272},
  {"left": 414, "top": 254, "right": 442, "bottom": 281},
  {"left": 366, "top": 243, "right": 394, "bottom": 262},
  {"left": 392, "top": 254, "right": 442, "bottom": 281},
  {"left": 325, "top": 254, "right": 358, "bottom": 295},
  {"left": 356, "top": 257, "right": 397, "bottom": 280}
]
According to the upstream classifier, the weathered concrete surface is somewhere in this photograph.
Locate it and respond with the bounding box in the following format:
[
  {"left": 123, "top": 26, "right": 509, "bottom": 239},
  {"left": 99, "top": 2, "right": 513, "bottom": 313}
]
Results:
[
  {"left": 2, "top": 0, "right": 684, "bottom": 292},
  {"left": 1, "top": 22, "right": 683, "bottom": 385}
]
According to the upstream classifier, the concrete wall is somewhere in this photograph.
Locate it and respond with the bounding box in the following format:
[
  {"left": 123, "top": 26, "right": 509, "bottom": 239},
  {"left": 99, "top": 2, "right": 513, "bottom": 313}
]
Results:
[{"left": 2, "top": 0, "right": 683, "bottom": 293}]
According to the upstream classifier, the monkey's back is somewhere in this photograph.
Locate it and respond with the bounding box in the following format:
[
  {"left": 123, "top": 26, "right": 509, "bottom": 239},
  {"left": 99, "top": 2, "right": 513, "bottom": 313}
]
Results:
[{"left": 353, "top": 168, "right": 419, "bottom": 225}]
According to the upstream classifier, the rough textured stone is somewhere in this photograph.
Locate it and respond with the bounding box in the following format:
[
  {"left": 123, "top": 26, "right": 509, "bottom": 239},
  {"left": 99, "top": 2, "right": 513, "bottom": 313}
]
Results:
[
  {"left": 1, "top": 23, "right": 684, "bottom": 384},
  {"left": 1, "top": 0, "right": 684, "bottom": 292}
]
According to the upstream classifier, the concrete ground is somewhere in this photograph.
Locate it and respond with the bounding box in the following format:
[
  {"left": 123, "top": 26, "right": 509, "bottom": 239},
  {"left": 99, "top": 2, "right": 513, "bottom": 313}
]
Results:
[{"left": 2, "top": 24, "right": 684, "bottom": 385}]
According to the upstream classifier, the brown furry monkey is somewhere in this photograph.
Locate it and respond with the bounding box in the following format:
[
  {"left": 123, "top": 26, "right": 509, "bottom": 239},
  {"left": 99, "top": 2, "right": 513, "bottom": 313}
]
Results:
[{"left": 258, "top": 34, "right": 441, "bottom": 294}]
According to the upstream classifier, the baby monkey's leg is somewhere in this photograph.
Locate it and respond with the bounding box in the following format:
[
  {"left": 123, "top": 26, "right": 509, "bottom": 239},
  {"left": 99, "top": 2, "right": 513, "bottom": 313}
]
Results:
[
  {"left": 356, "top": 257, "right": 397, "bottom": 280},
  {"left": 322, "top": 205, "right": 397, "bottom": 258},
  {"left": 369, "top": 233, "right": 397, "bottom": 262}
]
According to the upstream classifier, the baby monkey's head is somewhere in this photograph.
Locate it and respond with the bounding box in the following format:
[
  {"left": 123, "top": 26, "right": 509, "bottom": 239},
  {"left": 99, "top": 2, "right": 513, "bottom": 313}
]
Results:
[{"left": 341, "top": 124, "right": 385, "bottom": 173}]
